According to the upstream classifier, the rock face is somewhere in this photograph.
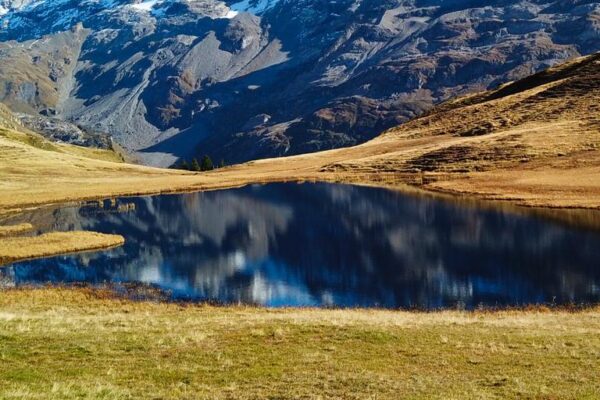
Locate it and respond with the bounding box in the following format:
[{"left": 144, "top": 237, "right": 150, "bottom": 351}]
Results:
[
  {"left": 17, "top": 113, "right": 113, "bottom": 148},
  {"left": 0, "top": 0, "right": 599, "bottom": 166}
]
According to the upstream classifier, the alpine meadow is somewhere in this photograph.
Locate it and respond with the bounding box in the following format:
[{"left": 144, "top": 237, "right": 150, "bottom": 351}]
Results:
[{"left": 1, "top": 1, "right": 600, "bottom": 399}]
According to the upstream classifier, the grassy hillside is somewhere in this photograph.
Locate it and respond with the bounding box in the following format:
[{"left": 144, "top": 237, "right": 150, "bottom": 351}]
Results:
[
  {"left": 0, "top": 105, "right": 204, "bottom": 214},
  {"left": 320, "top": 53, "right": 600, "bottom": 207},
  {"left": 0, "top": 104, "right": 121, "bottom": 162}
]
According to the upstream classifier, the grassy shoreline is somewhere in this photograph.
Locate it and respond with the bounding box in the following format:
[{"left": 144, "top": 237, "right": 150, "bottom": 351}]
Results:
[
  {"left": 0, "top": 288, "right": 599, "bottom": 399},
  {"left": 0, "top": 231, "right": 125, "bottom": 266},
  {"left": 0, "top": 223, "right": 33, "bottom": 237}
]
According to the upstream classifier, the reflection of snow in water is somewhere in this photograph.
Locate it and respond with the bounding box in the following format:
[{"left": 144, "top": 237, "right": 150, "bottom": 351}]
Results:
[
  {"left": 139, "top": 264, "right": 161, "bottom": 283},
  {"left": 249, "top": 272, "right": 317, "bottom": 307}
]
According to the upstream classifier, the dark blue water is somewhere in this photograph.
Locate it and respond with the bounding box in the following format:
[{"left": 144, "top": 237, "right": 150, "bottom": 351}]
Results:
[{"left": 2, "top": 183, "right": 600, "bottom": 309}]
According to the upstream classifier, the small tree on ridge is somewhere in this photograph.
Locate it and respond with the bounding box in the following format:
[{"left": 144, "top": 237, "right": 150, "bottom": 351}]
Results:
[
  {"left": 201, "top": 155, "right": 214, "bottom": 171},
  {"left": 190, "top": 158, "right": 201, "bottom": 171}
]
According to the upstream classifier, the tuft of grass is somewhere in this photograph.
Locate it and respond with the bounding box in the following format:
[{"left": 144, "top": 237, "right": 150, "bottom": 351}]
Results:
[{"left": 0, "top": 288, "right": 598, "bottom": 399}]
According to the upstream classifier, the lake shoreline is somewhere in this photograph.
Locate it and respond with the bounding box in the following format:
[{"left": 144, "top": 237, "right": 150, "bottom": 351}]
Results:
[
  {"left": 4, "top": 182, "right": 600, "bottom": 310},
  {"left": 3, "top": 177, "right": 600, "bottom": 236},
  {"left": 2, "top": 284, "right": 599, "bottom": 313},
  {"left": 2, "top": 173, "right": 600, "bottom": 219}
]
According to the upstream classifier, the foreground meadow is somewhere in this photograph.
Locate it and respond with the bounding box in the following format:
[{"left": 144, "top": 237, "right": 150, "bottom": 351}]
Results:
[{"left": 0, "top": 288, "right": 598, "bottom": 399}]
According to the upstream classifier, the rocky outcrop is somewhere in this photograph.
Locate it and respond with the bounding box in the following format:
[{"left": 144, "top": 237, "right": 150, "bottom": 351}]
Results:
[{"left": 17, "top": 113, "right": 113, "bottom": 148}]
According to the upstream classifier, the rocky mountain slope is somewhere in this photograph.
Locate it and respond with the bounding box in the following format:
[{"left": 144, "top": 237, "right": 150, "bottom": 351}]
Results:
[{"left": 0, "top": 0, "right": 599, "bottom": 166}]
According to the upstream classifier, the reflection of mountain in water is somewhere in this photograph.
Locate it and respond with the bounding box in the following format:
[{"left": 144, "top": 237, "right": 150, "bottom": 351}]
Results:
[{"left": 3, "top": 183, "right": 600, "bottom": 308}]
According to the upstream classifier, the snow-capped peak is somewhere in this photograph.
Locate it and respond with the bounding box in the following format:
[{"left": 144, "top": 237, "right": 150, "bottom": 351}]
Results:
[
  {"left": 0, "top": 0, "right": 241, "bottom": 23},
  {"left": 127, "top": 0, "right": 239, "bottom": 19},
  {"left": 0, "top": 0, "right": 276, "bottom": 18},
  {"left": 1, "top": 0, "right": 124, "bottom": 14}
]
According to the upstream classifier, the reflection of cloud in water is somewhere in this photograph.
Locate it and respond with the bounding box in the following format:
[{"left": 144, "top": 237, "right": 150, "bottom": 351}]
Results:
[
  {"left": 98, "top": 191, "right": 294, "bottom": 298},
  {"left": 3, "top": 183, "right": 600, "bottom": 308}
]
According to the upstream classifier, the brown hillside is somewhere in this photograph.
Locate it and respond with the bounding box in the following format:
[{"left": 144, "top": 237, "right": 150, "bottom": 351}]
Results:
[{"left": 315, "top": 53, "right": 600, "bottom": 207}]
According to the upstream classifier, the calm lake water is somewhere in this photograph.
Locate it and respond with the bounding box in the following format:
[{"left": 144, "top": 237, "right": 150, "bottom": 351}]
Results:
[{"left": 2, "top": 183, "right": 600, "bottom": 309}]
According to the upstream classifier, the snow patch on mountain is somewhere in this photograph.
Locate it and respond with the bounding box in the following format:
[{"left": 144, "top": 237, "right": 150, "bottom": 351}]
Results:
[
  {"left": 2, "top": 0, "right": 122, "bottom": 13},
  {"left": 230, "top": 0, "right": 279, "bottom": 15},
  {"left": 224, "top": 8, "right": 237, "bottom": 18},
  {"left": 129, "top": 0, "right": 159, "bottom": 11}
]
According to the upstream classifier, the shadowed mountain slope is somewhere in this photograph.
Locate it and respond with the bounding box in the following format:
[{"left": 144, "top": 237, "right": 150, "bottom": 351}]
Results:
[{"left": 0, "top": 0, "right": 599, "bottom": 166}]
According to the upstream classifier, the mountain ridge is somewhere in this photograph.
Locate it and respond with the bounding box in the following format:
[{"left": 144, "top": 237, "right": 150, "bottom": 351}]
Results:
[{"left": 0, "top": 0, "right": 599, "bottom": 166}]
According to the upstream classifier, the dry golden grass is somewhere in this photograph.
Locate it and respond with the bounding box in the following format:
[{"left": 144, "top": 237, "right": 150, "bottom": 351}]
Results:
[
  {"left": 0, "top": 222, "right": 32, "bottom": 237},
  {"left": 0, "top": 231, "right": 124, "bottom": 265},
  {"left": 0, "top": 288, "right": 598, "bottom": 399},
  {"left": 55, "top": 141, "right": 125, "bottom": 163}
]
